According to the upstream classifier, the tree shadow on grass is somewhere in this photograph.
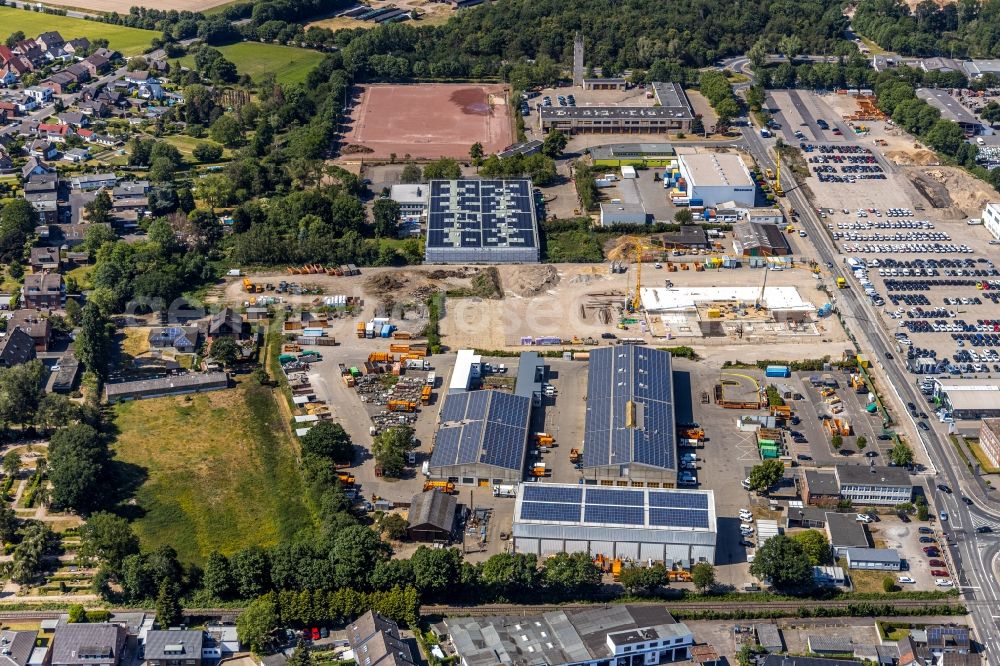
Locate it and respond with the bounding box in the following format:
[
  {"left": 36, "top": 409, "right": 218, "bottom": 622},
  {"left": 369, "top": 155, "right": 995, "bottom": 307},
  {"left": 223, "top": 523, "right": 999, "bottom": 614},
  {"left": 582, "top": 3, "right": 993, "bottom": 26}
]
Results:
[{"left": 105, "top": 460, "right": 149, "bottom": 521}]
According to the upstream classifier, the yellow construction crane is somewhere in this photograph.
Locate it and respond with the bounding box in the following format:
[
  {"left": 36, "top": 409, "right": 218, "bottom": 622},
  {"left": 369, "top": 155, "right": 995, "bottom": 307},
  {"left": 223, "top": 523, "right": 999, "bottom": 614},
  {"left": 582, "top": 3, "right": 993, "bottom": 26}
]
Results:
[
  {"left": 608, "top": 235, "right": 667, "bottom": 312},
  {"left": 773, "top": 159, "right": 785, "bottom": 197}
]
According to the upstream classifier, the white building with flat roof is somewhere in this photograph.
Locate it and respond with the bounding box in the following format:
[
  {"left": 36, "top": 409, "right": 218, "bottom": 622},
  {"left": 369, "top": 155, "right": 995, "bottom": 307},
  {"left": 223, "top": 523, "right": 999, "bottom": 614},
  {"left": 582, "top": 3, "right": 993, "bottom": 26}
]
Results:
[
  {"left": 389, "top": 184, "right": 429, "bottom": 218},
  {"left": 983, "top": 202, "right": 1000, "bottom": 241},
  {"left": 677, "top": 153, "right": 755, "bottom": 207},
  {"left": 448, "top": 349, "right": 481, "bottom": 394}
]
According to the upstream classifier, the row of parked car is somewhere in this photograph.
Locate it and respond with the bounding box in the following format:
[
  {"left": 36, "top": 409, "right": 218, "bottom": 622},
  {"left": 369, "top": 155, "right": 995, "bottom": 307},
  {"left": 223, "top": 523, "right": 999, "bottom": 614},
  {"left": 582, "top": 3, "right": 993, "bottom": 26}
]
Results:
[
  {"left": 838, "top": 232, "right": 951, "bottom": 243},
  {"left": 843, "top": 243, "right": 973, "bottom": 254}
]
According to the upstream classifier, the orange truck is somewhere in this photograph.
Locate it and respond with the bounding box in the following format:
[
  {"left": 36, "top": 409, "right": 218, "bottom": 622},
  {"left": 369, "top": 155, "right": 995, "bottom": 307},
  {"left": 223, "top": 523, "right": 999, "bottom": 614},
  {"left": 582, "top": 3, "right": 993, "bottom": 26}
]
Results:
[
  {"left": 423, "top": 481, "right": 455, "bottom": 493},
  {"left": 388, "top": 400, "right": 416, "bottom": 413}
]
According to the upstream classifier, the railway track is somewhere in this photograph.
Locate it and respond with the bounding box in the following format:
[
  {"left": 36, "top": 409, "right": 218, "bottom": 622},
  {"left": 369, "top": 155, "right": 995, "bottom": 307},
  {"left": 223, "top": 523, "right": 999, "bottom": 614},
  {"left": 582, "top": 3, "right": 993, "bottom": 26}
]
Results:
[{"left": 421, "top": 598, "right": 966, "bottom": 617}]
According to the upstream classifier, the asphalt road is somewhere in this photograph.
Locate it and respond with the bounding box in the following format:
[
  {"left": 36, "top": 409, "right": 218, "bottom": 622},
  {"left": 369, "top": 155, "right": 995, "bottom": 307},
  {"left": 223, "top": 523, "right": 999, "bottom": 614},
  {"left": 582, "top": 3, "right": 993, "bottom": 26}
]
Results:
[{"left": 741, "top": 124, "right": 1000, "bottom": 662}]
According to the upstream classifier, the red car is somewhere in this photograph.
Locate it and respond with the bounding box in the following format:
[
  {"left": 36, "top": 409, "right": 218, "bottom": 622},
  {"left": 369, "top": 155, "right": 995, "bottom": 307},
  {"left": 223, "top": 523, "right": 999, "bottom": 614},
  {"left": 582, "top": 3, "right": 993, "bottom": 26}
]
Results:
[
  {"left": 931, "top": 569, "right": 949, "bottom": 577},
  {"left": 929, "top": 559, "right": 946, "bottom": 567},
  {"left": 311, "top": 628, "right": 320, "bottom": 641},
  {"left": 922, "top": 546, "right": 938, "bottom": 552}
]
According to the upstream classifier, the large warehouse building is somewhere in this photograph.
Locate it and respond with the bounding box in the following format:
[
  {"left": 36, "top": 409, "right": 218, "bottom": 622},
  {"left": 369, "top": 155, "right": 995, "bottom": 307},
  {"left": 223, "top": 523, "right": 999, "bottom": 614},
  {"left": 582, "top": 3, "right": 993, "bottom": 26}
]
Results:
[
  {"left": 582, "top": 346, "right": 678, "bottom": 487},
  {"left": 512, "top": 483, "right": 717, "bottom": 566},
  {"left": 424, "top": 179, "right": 540, "bottom": 264},
  {"left": 676, "top": 153, "right": 755, "bottom": 207},
  {"left": 427, "top": 389, "right": 532, "bottom": 486}
]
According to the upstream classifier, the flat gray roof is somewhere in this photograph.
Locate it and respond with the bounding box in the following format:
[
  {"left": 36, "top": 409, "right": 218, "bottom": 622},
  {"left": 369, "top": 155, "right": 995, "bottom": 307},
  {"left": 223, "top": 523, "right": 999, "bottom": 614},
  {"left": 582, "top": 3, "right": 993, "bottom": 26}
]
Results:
[
  {"left": 825, "top": 512, "right": 872, "bottom": 548},
  {"left": 835, "top": 464, "right": 911, "bottom": 488},
  {"left": 845, "top": 547, "right": 902, "bottom": 564},
  {"left": 916, "top": 88, "right": 979, "bottom": 126},
  {"left": 540, "top": 106, "right": 692, "bottom": 121}
]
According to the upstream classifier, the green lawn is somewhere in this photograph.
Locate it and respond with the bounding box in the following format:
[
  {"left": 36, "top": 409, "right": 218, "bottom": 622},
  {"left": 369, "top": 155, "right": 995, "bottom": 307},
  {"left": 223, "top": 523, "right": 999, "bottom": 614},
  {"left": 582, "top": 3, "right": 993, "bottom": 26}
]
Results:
[
  {"left": 112, "top": 381, "right": 315, "bottom": 564},
  {"left": 161, "top": 134, "right": 229, "bottom": 163},
  {"left": 0, "top": 7, "right": 157, "bottom": 56},
  {"left": 181, "top": 42, "right": 326, "bottom": 86}
]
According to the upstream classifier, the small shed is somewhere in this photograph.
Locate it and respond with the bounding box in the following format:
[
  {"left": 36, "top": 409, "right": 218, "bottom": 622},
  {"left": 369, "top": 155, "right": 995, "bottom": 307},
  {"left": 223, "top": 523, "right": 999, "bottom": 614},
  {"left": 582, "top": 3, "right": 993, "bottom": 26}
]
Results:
[
  {"left": 407, "top": 489, "right": 457, "bottom": 542},
  {"left": 755, "top": 624, "right": 784, "bottom": 653}
]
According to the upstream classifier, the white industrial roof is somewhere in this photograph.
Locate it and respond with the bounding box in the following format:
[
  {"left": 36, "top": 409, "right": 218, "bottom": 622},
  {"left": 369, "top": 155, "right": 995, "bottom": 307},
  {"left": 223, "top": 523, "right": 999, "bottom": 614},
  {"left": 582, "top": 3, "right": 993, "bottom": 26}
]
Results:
[
  {"left": 389, "top": 184, "right": 429, "bottom": 206},
  {"left": 639, "top": 286, "right": 815, "bottom": 313},
  {"left": 449, "top": 349, "right": 481, "bottom": 392},
  {"left": 678, "top": 153, "right": 753, "bottom": 188}
]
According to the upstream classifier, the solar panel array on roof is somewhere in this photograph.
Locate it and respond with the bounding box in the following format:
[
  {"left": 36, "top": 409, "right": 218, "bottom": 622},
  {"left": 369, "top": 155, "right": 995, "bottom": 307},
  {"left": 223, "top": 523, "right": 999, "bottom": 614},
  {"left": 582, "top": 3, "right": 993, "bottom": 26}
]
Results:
[
  {"left": 583, "top": 346, "right": 676, "bottom": 471},
  {"left": 430, "top": 390, "right": 531, "bottom": 472},
  {"left": 425, "top": 180, "right": 539, "bottom": 264},
  {"left": 516, "top": 484, "right": 713, "bottom": 530}
]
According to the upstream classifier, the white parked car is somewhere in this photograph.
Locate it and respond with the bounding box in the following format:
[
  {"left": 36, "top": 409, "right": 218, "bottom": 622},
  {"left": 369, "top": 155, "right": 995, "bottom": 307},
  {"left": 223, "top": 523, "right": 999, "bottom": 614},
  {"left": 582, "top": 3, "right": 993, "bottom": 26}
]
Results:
[
  {"left": 741, "top": 515, "right": 754, "bottom": 523},
  {"left": 856, "top": 513, "right": 874, "bottom": 523},
  {"left": 897, "top": 576, "right": 915, "bottom": 584},
  {"left": 740, "top": 526, "right": 755, "bottom": 534},
  {"left": 935, "top": 578, "right": 954, "bottom": 587}
]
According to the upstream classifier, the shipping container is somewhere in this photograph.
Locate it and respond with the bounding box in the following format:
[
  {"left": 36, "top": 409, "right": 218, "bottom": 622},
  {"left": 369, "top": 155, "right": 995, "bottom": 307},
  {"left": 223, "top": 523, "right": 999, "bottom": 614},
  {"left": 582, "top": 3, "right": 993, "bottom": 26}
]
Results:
[{"left": 765, "top": 365, "right": 791, "bottom": 378}]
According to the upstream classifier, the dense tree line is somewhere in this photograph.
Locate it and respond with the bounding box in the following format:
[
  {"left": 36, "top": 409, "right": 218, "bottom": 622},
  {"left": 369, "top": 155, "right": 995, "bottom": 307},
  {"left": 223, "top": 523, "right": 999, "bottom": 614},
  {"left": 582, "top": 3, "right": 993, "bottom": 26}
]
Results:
[
  {"left": 853, "top": 0, "right": 1000, "bottom": 58},
  {"left": 756, "top": 54, "right": 968, "bottom": 91}
]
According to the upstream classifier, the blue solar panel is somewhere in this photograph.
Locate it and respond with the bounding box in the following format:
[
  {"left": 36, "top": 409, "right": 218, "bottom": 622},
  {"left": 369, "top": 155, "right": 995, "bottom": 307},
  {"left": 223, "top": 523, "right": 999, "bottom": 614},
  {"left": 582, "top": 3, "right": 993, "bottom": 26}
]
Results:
[
  {"left": 584, "top": 504, "right": 643, "bottom": 526},
  {"left": 456, "top": 420, "right": 484, "bottom": 464},
  {"left": 520, "top": 501, "right": 581, "bottom": 522},
  {"left": 586, "top": 488, "right": 644, "bottom": 506},
  {"left": 426, "top": 180, "right": 537, "bottom": 251},
  {"left": 466, "top": 390, "right": 489, "bottom": 421},
  {"left": 430, "top": 427, "right": 462, "bottom": 466},
  {"left": 648, "top": 491, "right": 709, "bottom": 510},
  {"left": 440, "top": 392, "right": 470, "bottom": 422},
  {"left": 523, "top": 485, "right": 582, "bottom": 503},
  {"left": 649, "top": 507, "right": 709, "bottom": 529},
  {"left": 582, "top": 346, "right": 676, "bottom": 472}
]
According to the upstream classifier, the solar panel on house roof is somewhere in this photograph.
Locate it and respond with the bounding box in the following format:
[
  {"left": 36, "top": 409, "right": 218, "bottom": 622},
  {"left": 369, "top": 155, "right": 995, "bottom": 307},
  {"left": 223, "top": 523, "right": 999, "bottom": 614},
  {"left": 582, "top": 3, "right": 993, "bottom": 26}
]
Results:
[{"left": 582, "top": 346, "right": 677, "bottom": 471}]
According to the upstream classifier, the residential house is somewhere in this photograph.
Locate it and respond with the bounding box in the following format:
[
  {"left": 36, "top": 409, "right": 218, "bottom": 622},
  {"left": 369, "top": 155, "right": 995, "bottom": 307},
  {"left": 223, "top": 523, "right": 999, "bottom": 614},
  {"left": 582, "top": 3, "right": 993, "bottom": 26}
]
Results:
[
  {"left": 36, "top": 32, "right": 65, "bottom": 53},
  {"left": 13, "top": 41, "right": 44, "bottom": 67},
  {"left": 203, "top": 307, "right": 244, "bottom": 339},
  {"left": 347, "top": 611, "right": 417, "bottom": 666},
  {"left": 927, "top": 626, "right": 971, "bottom": 656},
  {"left": 0, "top": 629, "right": 41, "bottom": 666},
  {"left": 23, "top": 86, "right": 52, "bottom": 104},
  {"left": 835, "top": 465, "right": 913, "bottom": 506},
  {"left": 0, "top": 328, "right": 36, "bottom": 368},
  {"left": 124, "top": 71, "right": 152, "bottom": 85},
  {"left": 14, "top": 97, "right": 38, "bottom": 113},
  {"left": 21, "top": 156, "right": 52, "bottom": 180},
  {"left": 760, "top": 657, "right": 860, "bottom": 666},
  {"left": 71, "top": 173, "right": 116, "bottom": 191},
  {"left": 63, "top": 147, "right": 90, "bottom": 163},
  {"left": 78, "top": 100, "right": 109, "bottom": 117},
  {"left": 148, "top": 326, "right": 199, "bottom": 353},
  {"left": 30, "top": 247, "right": 61, "bottom": 271},
  {"left": 29, "top": 140, "right": 58, "bottom": 160},
  {"left": 57, "top": 112, "right": 87, "bottom": 128},
  {"left": 25, "top": 186, "right": 58, "bottom": 224},
  {"left": 0, "top": 65, "right": 17, "bottom": 87},
  {"left": 0, "top": 101, "right": 17, "bottom": 117},
  {"left": 48, "top": 623, "right": 127, "bottom": 666},
  {"left": 44, "top": 71, "right": 76, "bottom": 94},
  {"left": 81, "top": 52, "right": 110, "bottom": 76},
  {"left": 64, "top": 37, "right": 90, "bottom": 55},
  {"left": 0, "top": 152, "right": 13, "bottom": 174},
  {"left": 8, "top": 309, "right": 52, "bottom": 351},
  {"left": 24, "top": 171, "right": 58, "bottom": 195},
  {"left": 143, "top": 630, "right": 203, "bottom": 666},
  {"left": 22, "top": 272, "right": 63, "bottom": 309},
  {"left": 38, "top": 123, "right": 71, "bottom": 142},
  {"left": 203, "top": 625, "right": 239, "bottom": 657},
  {"left": 406, "top": 489, "right": 456, "bottom": 542},
  {"left": 50, "top": 223, "right": 105, "bottom": 248}
]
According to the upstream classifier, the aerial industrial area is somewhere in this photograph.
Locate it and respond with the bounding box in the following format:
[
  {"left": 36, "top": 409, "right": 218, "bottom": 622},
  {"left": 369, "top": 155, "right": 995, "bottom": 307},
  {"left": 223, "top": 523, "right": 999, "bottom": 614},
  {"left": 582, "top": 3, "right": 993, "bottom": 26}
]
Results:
[{"left": 1, "top": 1, "right": 1000, "bottom": 666}]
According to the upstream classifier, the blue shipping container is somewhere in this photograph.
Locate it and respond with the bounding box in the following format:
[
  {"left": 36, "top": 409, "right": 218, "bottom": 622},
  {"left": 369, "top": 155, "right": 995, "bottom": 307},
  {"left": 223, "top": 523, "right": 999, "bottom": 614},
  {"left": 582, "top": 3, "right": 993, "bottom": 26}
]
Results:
[
  {"left": 765, "top": 365, "right": 791, "bottom": 378},
  {"left": 689, "top": 198, "right": 704, "bottom": 207}
]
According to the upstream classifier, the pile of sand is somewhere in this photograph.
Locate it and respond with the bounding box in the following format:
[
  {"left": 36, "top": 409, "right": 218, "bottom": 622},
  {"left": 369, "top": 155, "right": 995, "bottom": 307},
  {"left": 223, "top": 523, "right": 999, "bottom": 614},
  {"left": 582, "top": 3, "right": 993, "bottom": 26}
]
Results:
[
  {"left": 501, "top": 264, "right": 560, "bottom": 297},
  {"left": 920, "top": 167, "right": 996, "bottom": 217},
  {"left": 885, "top": 149, "right": 938, "bottom": 166},
  {"left": 365, "top": 273, "right": 407, "bottom": 294}
]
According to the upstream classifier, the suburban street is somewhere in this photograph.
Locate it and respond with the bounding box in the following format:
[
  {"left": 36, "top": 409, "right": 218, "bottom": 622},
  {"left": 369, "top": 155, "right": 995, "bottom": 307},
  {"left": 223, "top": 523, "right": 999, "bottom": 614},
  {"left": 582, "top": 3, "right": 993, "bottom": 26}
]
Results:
[{"left": 741, "top": 124, "right": 1000, "bottom": 663}]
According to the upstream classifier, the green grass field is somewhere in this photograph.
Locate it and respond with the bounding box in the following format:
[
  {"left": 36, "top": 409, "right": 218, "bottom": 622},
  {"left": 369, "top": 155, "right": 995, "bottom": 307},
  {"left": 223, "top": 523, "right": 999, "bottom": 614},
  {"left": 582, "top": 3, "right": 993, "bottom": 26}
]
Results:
[
  {"left": 0, "top": 7, "right": 157, "bottom": 56},
  {"left": 182, "top": 42, "right": 325, "bottom": 86},
  {"left": 113, "top": 381, "right": 315, "bottom": 564}
]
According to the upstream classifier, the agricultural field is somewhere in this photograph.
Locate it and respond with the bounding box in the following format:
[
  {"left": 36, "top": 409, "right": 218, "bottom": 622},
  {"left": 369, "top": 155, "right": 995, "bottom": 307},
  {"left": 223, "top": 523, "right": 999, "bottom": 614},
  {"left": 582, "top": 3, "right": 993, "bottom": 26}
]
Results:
[
  {"left": 0, "top": 7, "right": 157, "bottom": 55},
  {"left": 181, "top": 42, "right": 326, "bottom": 86},
  {"left": 41, "top": 0, "right": 234, "bottom": 13},
  {"left": 112, "top": 380, "right": 315, "bottom": 564}
]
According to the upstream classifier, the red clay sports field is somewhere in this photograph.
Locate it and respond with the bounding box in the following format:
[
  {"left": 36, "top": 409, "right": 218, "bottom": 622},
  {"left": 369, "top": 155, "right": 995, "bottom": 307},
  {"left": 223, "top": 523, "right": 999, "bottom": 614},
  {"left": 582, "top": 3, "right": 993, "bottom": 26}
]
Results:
[{"left": 341, "top": 83, "right": 515, "bottom": 159}]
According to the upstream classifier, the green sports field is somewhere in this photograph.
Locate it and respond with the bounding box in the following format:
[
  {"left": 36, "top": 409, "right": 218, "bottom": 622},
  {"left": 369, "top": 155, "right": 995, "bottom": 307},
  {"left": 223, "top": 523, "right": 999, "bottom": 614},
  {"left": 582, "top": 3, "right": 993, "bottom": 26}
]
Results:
[
  {"left": 182, "top": 42, "right": 326, "bottom": 86},
  {"left": 0, "top": 7, "right": 157, "bottom": 56}
]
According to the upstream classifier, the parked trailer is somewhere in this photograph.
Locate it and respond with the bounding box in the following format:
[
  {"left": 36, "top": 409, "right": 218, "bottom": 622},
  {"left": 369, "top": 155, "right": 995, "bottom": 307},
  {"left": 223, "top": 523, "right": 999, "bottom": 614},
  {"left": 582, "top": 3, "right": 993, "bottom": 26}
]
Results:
[{"left": 492, "top": 484, "right": 516, "bottom": 498}]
